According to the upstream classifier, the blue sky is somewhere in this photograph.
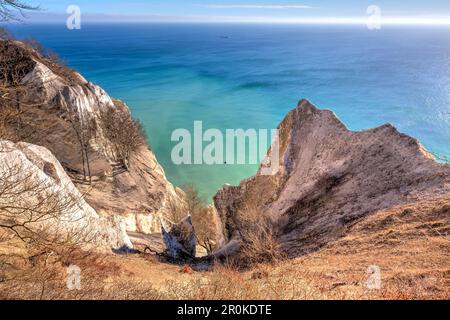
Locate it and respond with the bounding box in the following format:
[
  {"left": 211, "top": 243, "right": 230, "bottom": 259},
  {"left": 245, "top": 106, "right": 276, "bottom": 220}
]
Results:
[{"left": 24, "top": 0, "right": 450, "bottom": 23}]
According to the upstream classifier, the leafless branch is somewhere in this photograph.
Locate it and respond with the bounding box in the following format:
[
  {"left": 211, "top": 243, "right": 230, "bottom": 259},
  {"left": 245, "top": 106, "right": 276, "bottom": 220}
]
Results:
[{"left": 0, "top": 0, "right": 40, "bottom": 22}]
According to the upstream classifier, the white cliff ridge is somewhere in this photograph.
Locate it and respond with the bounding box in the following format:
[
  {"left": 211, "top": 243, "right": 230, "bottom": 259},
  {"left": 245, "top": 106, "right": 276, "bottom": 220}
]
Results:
[
  {"left": 1, "top": 40, "right": 183, "bottom": 238},
  {"left": 0, "top": 140, "right": 133, "bottom": 251}
]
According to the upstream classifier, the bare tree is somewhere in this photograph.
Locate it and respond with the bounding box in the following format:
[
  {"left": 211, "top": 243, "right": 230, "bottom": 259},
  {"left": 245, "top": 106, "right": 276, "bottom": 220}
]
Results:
[
  {"left": 0, "top": 0, "right": 39, "bottom": 22},
  {"left": 0, "top": 142, "right": 101, "bottom": 296},
  {"left": 62, "top": 106, "right": 95, "bottom": 184},
  {"left": 23, "top": 37, "right": 80, "bottom": 84},
  {"left": 183, "top": 183, "right": 203, "bottom": 215},
  {"left": 193, "top": 206, "right": 218, "bottom": 255},
  {"left": 236, "top": 205, "right": 283, "bottom": 266},
  {"left": 166, "top": 196, "right": 188, "bottom": 224},
  {"left": 98, "top": 107, "right": 146, "bottom": 170},
  {"left": 0, "top": 39, "right": 46, "bottom": 142},
  {"left": 0, "top": 147, "right": 97, "bottom": 249},
  {"left": 183, "top": 183, "right": 218, "bottom": 255}
]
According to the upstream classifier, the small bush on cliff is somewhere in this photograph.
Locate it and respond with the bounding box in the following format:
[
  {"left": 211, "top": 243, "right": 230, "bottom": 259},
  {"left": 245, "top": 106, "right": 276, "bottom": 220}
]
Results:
[
  {"left": 22, "top": 37, "right": 80, "bottom": 84},
  {"left": 184, "top": 183, "right": 219, "bottom": 255},
  {"left": 236, "top": 205, "right": 283, "bottom": 266},
  {"left": 0, "top": 39, "right": 36, "bottom": 85},
  {"left": 98, "top": 107, "right": 146, "bottom": 170},
  {"left": 166, "top": 196, "right": 188, "bottom": 224},
  {"left": 0, "top": 103, "right": 38, "bottom": 142},
  {"left": 0, "top": 39, "right": 45, "bottom": 142}
]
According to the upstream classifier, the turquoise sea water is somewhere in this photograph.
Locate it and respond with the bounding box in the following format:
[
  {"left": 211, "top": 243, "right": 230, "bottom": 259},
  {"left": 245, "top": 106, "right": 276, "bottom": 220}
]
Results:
[{"left": 7, "top": 24, "right": 450, "bottom": 200}]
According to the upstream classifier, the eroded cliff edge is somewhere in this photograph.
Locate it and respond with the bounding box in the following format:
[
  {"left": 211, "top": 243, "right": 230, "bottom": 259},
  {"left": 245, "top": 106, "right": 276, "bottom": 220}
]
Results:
[
  {"left": 0, "top": 39, "right": 183, "bottom": 238},
  {"left": 0, "top": 140, "right": 133, "bottom": 251},
  {"left": 214, "top": 99, "right": 450, "bottom": 257}
]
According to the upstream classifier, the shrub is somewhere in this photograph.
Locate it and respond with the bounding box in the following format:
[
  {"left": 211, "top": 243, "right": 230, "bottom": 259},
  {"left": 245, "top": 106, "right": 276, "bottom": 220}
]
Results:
[
  {"left": 0, "top": 40, "right": 47, "bottom": 143},
  {"left": 236, "top": 205, "right": 284, "bottom": 266},
  {"left": 166, "top": 196, "right": 188, "bottom": 224},
  {"left": 184, "top": 183, "right": 220, "bottom": 255},
  {"left": 98, "top": 107, "right": 146, "bottom": 170},
  {"left": 22, "top": 37, "right": 80, "bottom": 84}
]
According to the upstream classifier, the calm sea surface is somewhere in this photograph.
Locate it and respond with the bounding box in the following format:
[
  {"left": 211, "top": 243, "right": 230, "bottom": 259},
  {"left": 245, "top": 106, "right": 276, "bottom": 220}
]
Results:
[{"left": 7, "top": 23, "right": 450, "bottom": 199}]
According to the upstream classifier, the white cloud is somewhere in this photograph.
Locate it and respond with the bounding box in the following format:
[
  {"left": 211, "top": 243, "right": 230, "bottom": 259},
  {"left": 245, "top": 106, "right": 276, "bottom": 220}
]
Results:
[
  {"left": 21, "top": 11, "right": 450, "bottom": 25},
  {"left": 186, "top": 14, "right": 450, "bottom": 25},
  {"left": 201, "top": 4, "right": 313, "bottom": 10}
]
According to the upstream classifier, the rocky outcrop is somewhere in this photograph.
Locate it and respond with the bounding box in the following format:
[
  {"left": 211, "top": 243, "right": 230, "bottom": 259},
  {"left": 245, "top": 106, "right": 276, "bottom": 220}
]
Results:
[
  {"left": 0, "top": 40, "right": 182, "bottom": 236},
  {"left": 214, "top": 99, "right": 450, "bottom": 257},
  {"left": 161, "top": 216, "right": 196, "bottom": 260},
  {"left": 0, "top": 140, "right": 132, "bottom": 252}
]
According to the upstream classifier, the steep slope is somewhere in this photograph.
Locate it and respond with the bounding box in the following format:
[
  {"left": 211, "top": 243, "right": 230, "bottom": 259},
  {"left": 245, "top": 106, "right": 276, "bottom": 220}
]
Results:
[
  {"left": 0, "top": 39, "right": 182, "bottom": 236},
  {"left": 0, "top": 140, "right": 132, "bottom": 251},
  {"left": 278, "top": 194, "right": 450, "bottom": 299},
  {"left": 214, "top": 99, "right": 450, "bottom": 257}
]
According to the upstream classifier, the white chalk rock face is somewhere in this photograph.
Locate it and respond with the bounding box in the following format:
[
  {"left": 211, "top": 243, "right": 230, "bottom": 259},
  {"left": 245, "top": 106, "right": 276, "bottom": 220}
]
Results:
[
  {"left": 21, "top": 61, "right": 65, "bottom": 100},
  {"left": 12, "top": 45, "right": 184, "bottom": 237},
  {"left": 22, "top": 60, "right": 119, "bottom": 162},
  {"left": 0, "top": 140, "right": 133, "bottom": 252},
  {"left": 214, "top": 99, "right": 450, "bottom": 257}
]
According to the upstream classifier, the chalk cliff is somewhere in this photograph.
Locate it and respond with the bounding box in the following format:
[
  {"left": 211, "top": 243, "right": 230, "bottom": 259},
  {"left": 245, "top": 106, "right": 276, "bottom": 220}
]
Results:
[
  {"left": 214, "top": 99, "right": 450, "bottom": 257},
  {"left": 0, "top": 39, "right": 182, "bottom": 237},
  {"left": 0, "top": 140, "right": 132, "bottom": 251}
]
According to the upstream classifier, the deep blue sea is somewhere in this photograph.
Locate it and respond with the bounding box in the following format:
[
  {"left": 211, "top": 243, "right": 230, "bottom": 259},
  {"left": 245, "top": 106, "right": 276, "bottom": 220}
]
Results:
[{"left": 7, "top": 23, "right": 450, "bottom": 200}]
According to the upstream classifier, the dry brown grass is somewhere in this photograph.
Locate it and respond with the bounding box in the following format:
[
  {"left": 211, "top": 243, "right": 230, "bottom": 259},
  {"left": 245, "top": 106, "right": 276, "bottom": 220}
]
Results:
[
  {"left": 21, "top": 37, "right": 81, "bottom": 85},
  {"left": 5, "top": 195, "right": 448, "bottom": 300},
  {"left": 281, "top": 195, "right": 450, "bottom": 300},
  {"left": 0, "top": 162, "right": 447, "bottom": 300},
  {"left": 1, "top": 226, "right": 447, "bottom": 301},
  {"left": 161, "top": 261, "right": 346, "bottom": 300},
  {"left": 0, "top": 242, "right": 163, "bottom": 300},
  {"left": 162, "top": 195, "right": 449, "bottom": 300},
  {"left": 0, "top": 239, "right": 342, "bottom": 300}
]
